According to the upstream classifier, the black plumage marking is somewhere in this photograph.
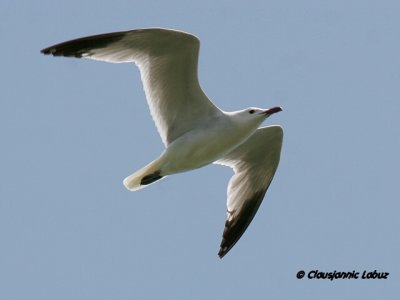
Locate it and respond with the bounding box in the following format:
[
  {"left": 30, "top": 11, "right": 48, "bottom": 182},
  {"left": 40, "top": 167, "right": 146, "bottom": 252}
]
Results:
[
  {"left": 140, "top": 171, "right": 163, "bottom": 185},
  {"left": 40, "top": 31, "right": 127, "bottom": 58},
  {"left": 218, "top": 188, "right": 269, "bottom": 258}
]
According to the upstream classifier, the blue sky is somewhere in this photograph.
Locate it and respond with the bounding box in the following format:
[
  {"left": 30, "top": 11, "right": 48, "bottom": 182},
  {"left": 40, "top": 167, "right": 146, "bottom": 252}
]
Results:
[{"left": 1, "top": 0, "right": 399, "bottom": 299}]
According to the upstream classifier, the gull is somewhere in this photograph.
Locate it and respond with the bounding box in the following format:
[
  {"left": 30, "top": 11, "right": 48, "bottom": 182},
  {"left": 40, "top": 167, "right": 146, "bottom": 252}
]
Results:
[{"left": 41, "top": 28, "right": 283, "bottom": 258}]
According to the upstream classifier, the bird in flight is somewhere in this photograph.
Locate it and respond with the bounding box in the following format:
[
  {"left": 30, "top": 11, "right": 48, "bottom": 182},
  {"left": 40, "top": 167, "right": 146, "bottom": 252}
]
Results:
[{"left": 41, "top": 28, "right": 283, "bottom": 258}]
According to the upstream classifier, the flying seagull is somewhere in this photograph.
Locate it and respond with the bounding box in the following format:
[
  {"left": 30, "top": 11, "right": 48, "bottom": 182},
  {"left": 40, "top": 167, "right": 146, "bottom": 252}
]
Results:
[{"left": 41, "top": 28, "right": 283, "bottom": 258}]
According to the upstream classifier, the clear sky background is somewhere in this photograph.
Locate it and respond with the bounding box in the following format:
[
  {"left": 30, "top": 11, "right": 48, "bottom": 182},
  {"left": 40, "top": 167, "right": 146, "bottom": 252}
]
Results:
[{"left": 1, "top": 0, "right": 399, "bottom": 299}]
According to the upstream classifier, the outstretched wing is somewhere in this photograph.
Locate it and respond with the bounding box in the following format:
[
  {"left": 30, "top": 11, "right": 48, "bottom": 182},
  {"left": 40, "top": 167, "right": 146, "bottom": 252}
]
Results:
[
  {"left": 41, "top": 28, "right": 222, "bottom": 146},
  {"left": 215, "top": 125, "right": 283, "bottom": 258}
]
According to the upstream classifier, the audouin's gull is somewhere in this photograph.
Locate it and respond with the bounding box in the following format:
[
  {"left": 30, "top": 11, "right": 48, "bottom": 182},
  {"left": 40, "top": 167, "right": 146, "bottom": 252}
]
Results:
[{"left": 41, "top": 28, "right": 283, "bottom": 258}]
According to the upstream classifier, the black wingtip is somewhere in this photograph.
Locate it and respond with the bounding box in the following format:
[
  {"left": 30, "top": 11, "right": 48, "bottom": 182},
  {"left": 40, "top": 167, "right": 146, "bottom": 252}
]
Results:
[
  {"left": 218, "top": 189, "right": 269, "bottom": 259},
  {"left": 40, "top": 48, "right": 50, "bottom": 55},
  {"left": 40, "top": 46, "right": 83, "bottom": 58},
  {"left": 218, "top": 247, "right": 227, "bottom": 259},
  {"left": 40, "top": 47, "right": 61, "bottom": 56},
  {"left": 40, "top": 30, "right": 127, "bottom": 59}
]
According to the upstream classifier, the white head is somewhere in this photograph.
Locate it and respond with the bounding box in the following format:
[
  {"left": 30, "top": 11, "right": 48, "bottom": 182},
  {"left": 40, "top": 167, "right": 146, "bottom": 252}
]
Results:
[{"left": 228, "top": 106, "right": 282, "bottom": 131}]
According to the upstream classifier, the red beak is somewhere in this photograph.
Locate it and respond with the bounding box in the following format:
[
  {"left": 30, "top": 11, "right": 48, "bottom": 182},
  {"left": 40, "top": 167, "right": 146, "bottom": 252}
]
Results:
[{"left": 261, "top": 106, "right": 282, "bottom": 115}]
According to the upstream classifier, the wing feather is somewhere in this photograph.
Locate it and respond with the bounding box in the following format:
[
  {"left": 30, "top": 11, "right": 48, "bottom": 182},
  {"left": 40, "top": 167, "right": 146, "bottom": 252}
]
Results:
[
  {"left": 41, "top": 28, "right": 221, "bottom": 145},
  {"left": 216, "top": 125, "right": 283, "bottom": 258}
]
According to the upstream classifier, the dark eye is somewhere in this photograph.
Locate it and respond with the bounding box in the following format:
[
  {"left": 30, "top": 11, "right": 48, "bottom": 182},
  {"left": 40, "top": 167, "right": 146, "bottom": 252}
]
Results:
[{"left": 249, "top": 109, "right": 255, "bottom": 114}]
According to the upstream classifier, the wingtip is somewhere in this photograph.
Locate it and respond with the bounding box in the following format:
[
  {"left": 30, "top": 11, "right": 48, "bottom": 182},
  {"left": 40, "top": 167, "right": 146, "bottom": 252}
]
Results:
[
  {"left": 218, "top": 239, "right": 235, "bottom": 258},
  {"left": 40, "top": 47, "right": 57, "bottom": 56},
  {"left": 218, "top": 248, "right": 227, "bottom": 259}
]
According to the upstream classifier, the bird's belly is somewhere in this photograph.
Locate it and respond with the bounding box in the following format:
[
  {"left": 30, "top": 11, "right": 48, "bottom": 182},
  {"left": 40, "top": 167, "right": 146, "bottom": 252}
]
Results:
[{"left": 161, "top": 126, "right": 246, "bottom": 174}]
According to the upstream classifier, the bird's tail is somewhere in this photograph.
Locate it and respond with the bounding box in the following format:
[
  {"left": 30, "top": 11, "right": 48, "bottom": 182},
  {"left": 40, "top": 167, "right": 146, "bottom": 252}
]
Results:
[{"left": 123, "top": 159, "right": 164, "bottom": 191}]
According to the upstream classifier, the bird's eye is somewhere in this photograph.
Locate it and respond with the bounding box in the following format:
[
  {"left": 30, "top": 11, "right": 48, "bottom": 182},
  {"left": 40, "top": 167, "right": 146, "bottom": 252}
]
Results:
[{"left": 249, "top": 110, "right": 255, "bottom": 114}]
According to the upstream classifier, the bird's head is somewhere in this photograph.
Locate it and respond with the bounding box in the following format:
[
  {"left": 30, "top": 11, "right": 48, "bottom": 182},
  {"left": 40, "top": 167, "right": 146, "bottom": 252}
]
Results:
[{"left": 230, "top": 106, "right": 282, "bottom": 131}]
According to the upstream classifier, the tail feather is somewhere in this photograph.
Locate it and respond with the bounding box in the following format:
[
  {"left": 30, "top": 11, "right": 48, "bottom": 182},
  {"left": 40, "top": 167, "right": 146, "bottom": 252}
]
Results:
[{"left": 123, "top": 159, "right": 164, "bottom": 191}]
